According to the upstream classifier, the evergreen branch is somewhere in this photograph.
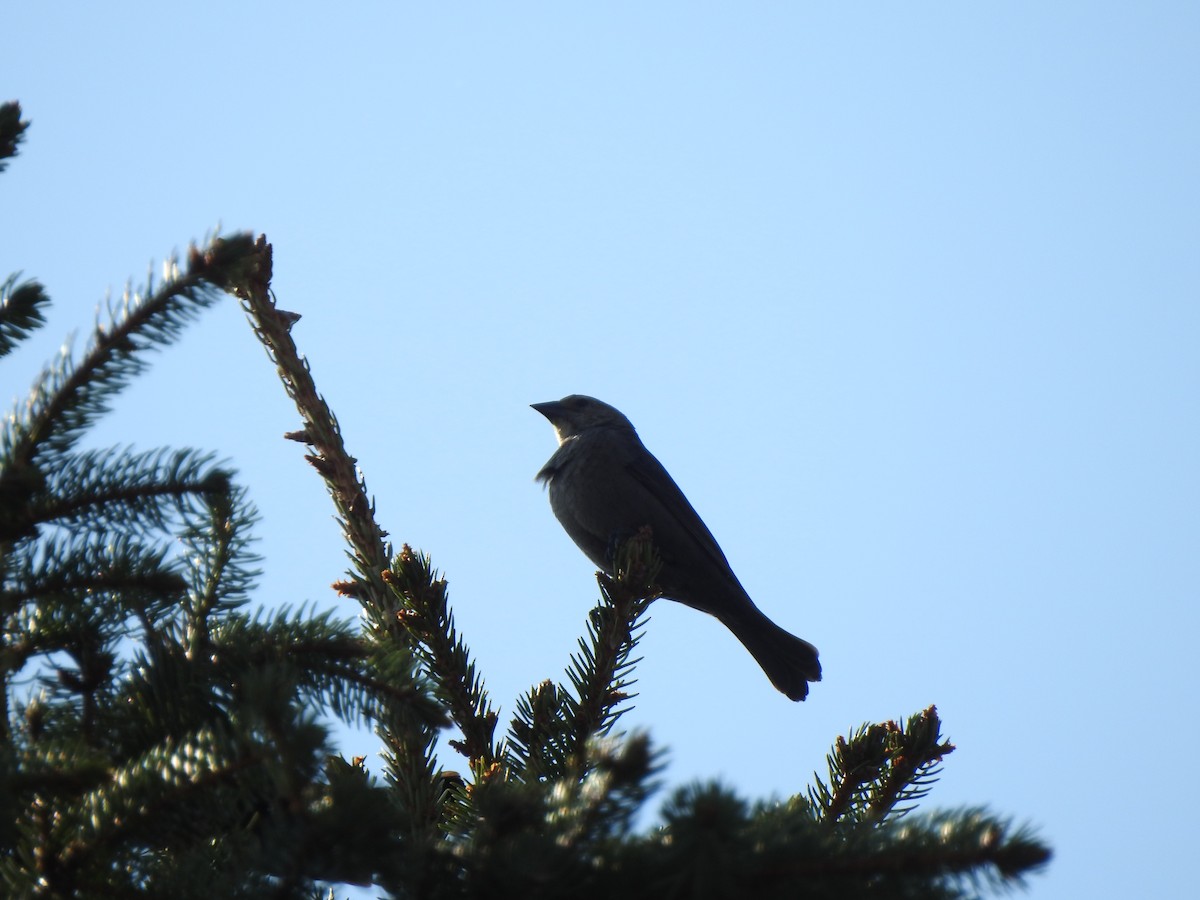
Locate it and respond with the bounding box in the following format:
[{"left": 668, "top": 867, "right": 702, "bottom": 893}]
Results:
[
  {"left": 507, "top": 679, "right": 574, "bottom": 780},
  {"left": 32, "top": 665, "right": 375, "bottom": 896},
  {"left": 178, "top": 481, "right": 260, "bottom": 636},
  {"left": 384, "top": 546, "right": 500, "bottom": 776},
  {"left": 236, "top": 248, "right": 450, "bottom": 878},
  {"left": 0, "top": 100, "right": 29, "bottom": 172},
  {"left": 810, "top": 706, "right": 955, "bottom": 828},
  {"left": 1, "top": 233, "right": 263, "bottom": 473},
  {"left": 867, "top": 706, "right": 954, "bottom": 823},
  {"left": 550, "top": 733, "right": 660, "bottom": 848},
  {"left": 457, "top": 734, "right": 661, "bottom": 892},
  {"left": 30, "top": 447, "right": 231, "bottom": 536},
  {"left": 235, "top": 246, "right": 433, "bottom": 719},
  {"left": 234, "top": 242, "right": 450, "bottom": 756},
  {"left": 208, "top": 606, "right": 434, "bottom": 728},
  {"left": 769, "top": 808, "right": 1052, "bottom": 891},
  {"left": 506, "top": 530, "right": 658, "bottom": 781},
  {"left": 374, "top": 724, "right": 447, "bottom": 898},
  {"left": 235, "top": 243, "right": 390, "bottom": 596},
  {"left": 110, "top": 606, "right": 408, "bottom": 767},
  {"left": 0, "top": 274, "right": 50, "bottom": 358},
  {"left": 566, "top": 532, "right": 658, "bottom": 755},
  {"left": 112, "top": 642, "right": 229, "bottom": 752},
  {"left": 8, "top": 743, "right": 113, "bottom": 798},
  {"left": 14, "top": 612, "right": 420, "bottom": 896},
  {"left": 51, "top": 723, "right": 271, "bottom": 888},
  {"left": 8, "top": 724, "right": 268, "bottom": 895},
  {"left": 2, "top": 534, "right": 186, "bottom": 641},
  {"left": 644, "top": 785, "right": 1049, "bottom": 899},
  {"left": 300, "top": 755, "right": 414, "bottom": 888}
]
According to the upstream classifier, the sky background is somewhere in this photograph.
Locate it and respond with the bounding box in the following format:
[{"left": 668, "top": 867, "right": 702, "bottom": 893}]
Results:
[{"left": 4, "top": 4, "right": 1198, "bottom": 897}]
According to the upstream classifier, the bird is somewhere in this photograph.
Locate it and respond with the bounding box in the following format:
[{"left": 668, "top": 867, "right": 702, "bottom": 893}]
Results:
[{"left": 532, "top": 394, "right": 821, "bottom": 701}]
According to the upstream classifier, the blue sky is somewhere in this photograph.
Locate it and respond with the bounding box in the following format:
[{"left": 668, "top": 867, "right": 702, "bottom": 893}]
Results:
[{"left": 5, "top": 4, "right": 1198, "bottom": 897}]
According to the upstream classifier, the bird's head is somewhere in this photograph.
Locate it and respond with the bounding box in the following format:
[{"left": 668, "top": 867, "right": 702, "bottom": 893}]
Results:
[{"left": 531, "top": 395, "right": 635, "bottom": 443}]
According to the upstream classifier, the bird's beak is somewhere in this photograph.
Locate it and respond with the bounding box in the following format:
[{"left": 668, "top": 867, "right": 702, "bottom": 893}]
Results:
[{"left": 530, "top": 401, "right": 564, "bottom": 421}]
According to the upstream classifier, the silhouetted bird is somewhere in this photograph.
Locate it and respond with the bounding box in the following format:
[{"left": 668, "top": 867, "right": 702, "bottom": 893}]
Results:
[{"left": 532, "top": 394, "right": 821, "bottom": 701}]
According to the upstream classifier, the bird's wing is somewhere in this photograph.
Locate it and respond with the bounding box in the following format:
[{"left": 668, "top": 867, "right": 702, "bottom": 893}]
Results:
[{"left": 623, "top": 449, "right": 734, "bottom": 572}]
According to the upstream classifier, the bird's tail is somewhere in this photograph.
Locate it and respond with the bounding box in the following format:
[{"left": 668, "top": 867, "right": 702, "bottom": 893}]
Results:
[{"left": 723, "top": 609, "right": 822, "bottom": 701}]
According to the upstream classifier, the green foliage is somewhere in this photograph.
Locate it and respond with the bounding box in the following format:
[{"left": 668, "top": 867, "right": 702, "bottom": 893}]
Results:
[
  {"left": 808, "top": 706, "right": 955, "bottom": 828},
  {"left": 1, "top": 105, "right": 1051, "bottom": 899},
  {"left": 0, "top": 121, "right": 438, "bottom": 892},
  {"left": 0, "top": 100, "right": 30, "bottom": 172},
  {"left": 0, "top": 244, "right": 431, "bottom": 892},
  {"left": 504, "top": 533, "right": 657, "bottom": 782},
  {"left": 1, "top": 274, "right": 50, "bottom": 358}
]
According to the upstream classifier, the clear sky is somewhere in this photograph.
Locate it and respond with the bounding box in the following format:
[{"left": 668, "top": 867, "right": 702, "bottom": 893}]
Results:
[{"left": 5, "top": 4, "right": 1198, "bottom": 897}]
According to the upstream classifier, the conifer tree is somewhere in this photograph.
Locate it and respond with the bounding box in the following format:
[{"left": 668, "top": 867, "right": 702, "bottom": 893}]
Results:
[{"left": 1, "top": 101, "right": 1050, "bottom": 899}]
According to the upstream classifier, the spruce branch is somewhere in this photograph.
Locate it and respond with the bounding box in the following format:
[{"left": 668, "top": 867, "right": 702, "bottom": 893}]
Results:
[
  {"left": 55, "top": 722, "right": 268, "bottom": 873},
  {"left": 31, "top": 447, "right": 231, "bottom": 536},
  {"left": 237, "top": 247, "right": 454, "bottom": 879},
  {"left": 235, "top": 242, "right": 390, "bottom": 597},
  {"left": 0, "top": 240, "right": 254, "bottom": 549},
  {"left": 553, "top": 732, "right": 660, "bottom": 847},
  {"left": 639, "top": 784, "right": 1049, "bottom": 899},
  {"left": 0, "top": 191, "right": 417, "bottom": 892},
  {"left": 823, "top": 808, "right": 1052, "bottom": 890},
  {"left": 455, "top": 733, "right": 661, "bottom": 895},
  {"left": 178, "top": 480, "right": 260, "bottom": 639},
  {"left": 506, "top": 529, "right": 659, "bottom": 781},
  {"left": 0, "top": 100, "right": 29, "bottom": 171},
  {"left": 507, "top": 678, "right": 574, "bottom": 780},
  {"left": 1, "top": 533, "right": 186, "bottom": 626},
  {"left": 207, "top": 606, "right": 430, "bottom": 728},
  {"left": 568, "top": 531, "right": 659, "bottom": 749},
  {"left": 0, "top": 274, "right": 50, "bottom": 358},
  {"left": 793, "top": 808, "right": 1051, "bottom": 893},
  {"left": 1, "top": 233, "right": 264, "bottom": 472},
  {"left": 384, "top": 546, "right": 500, "bottom": 777},
  {"left": 11, "top": 719, "right": 270, "bottom": 898},
  {"left": 809, "top": 705, "right": 956, "bottom": 828}
]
